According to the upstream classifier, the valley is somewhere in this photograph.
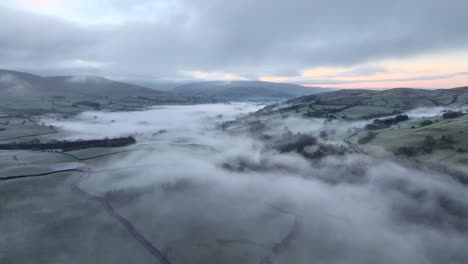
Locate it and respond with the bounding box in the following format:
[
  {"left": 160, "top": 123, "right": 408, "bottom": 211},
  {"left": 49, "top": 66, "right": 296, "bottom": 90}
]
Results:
[{"left": 2, "top": 86, "right": 468, "bottom": 263}]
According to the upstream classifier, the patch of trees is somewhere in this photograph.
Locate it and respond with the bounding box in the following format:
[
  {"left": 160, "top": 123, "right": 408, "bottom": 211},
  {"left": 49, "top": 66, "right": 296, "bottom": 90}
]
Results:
[
  {"left": 72, "top": 101, "right": 101, "bottom": 109},
  {"left": 152, "top": 129, "right": 168, "bottom": 137},
  {"left": 248, "top": 120, "right": 266, "bottom": 133},
  {"left": 442, "top": 111, "right": 465, "bottom": 119},
  {"left": 268, "top": 132, "right": 346, "bottom": 159},
  {"left": 302, "top": 144, "right": 347, "bottom": 159},
  {"left": 395, "top": 135, "right": 458, "bottom": 157},
  {"left": 394, "top": 114, "right": 410, "bottom": 123},
  {"left": 325, "top": 114, "right": 339, "bottom": 122},
  {"left": 358, "top": 132, "right": 377, "bottom": 144},
  {"left": 220, "top": 120, "right": 236, "bottom": 130},
  {"left": 0, "top": 136, "right": 136, "bottom": 151},
  {"left": 273, "top": 133, "right": 317, "bottom": 153},
  {"left": 365, "top": 114, "right": 409, "bottom": 130},
  {"left": 303, "top": 110, "right": 325, "bottom": 118},
  {"left": 395, "top": 146, "right": 419, "bottom": 157}
]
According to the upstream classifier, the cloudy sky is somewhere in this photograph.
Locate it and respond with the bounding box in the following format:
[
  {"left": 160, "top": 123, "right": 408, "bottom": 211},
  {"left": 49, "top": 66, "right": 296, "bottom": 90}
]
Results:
[{"left": 1, "top": 0, "right": 468, "bottom": 88}]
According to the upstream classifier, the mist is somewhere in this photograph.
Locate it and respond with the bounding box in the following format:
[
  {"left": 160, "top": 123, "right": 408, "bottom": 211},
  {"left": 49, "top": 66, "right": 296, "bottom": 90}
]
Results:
[
  {"left": 406, "top": 107, "right": 467, "bottom": 118},
  {"left": 40, "top": 103, "right": 468, "bottom": 264}
]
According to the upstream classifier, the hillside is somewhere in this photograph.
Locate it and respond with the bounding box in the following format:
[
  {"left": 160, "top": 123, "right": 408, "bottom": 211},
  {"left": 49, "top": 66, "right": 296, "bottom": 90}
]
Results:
[
  {"left": 222, "top": 87, "right": 468, "bottom": 165},
  {"left": 172, "top": 80, "right": 332, "bottom": 101},
  {"left": 0, "top": 69, "right": 168, "bottom": 98},
  {"left": 257, "top": 87, "right": 468, "bottom": 119},
  {"left": 0, "top": 70, "right": 205, "bottom": 114}
]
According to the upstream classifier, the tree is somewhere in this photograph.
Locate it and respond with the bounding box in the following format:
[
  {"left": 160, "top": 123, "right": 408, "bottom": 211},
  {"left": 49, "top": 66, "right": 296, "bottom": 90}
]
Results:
[
  {"left": 420, "top": 135, "right": 436, "bottom": 153},
  {"left": 319, "top": 130, "right": 328, "bottom": 140}
]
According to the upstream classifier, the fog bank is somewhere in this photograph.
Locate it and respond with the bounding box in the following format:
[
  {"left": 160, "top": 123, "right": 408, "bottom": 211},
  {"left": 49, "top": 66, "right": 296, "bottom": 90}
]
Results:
[{"left": 41, "top": 103, "right": 468, "bottom": 264}]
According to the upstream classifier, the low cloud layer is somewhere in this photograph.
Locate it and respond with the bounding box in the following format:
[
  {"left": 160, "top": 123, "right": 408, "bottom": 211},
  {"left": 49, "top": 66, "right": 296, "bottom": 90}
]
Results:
[
  {"left": 1, "top": 0, "right": 468, "bottom": 84},
  {"left": 37, "top": 103, "right": 468, "bottom": 263}
]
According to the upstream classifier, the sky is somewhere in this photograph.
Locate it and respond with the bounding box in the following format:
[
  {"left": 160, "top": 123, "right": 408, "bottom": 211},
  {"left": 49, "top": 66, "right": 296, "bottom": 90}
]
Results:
[{"left": 1, "top": 0, "right": 468, "bottom": 88}]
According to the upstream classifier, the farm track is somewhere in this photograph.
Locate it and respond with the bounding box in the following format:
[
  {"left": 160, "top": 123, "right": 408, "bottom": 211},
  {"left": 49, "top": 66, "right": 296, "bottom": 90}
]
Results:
[
  {"left": 259, "top": 209, "right": 300, "bottom": 264},
  {"left": 0, "top": 165, "right": 172, "bottom": 264},
  {"left": 58, "top": 142, "right": 217, "bottom": 162},
  {"left": 0, "top": 168, "right": 81, "bottom": 181},
  {"left": 58, "top": 149, "right": 146, "bottom": 161}
]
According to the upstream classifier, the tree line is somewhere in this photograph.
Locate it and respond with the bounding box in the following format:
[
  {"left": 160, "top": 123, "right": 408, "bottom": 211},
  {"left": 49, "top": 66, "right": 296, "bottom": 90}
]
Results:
[{"left": 0, "top": 136, "right": 136, "bottom": 151}]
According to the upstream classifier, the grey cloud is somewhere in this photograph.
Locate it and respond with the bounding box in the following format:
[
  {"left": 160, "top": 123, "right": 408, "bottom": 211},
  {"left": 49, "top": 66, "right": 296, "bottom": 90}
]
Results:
[
  {"left": 294, "top": 71, "right": 468, "bottom": 86},
  {"left": 0, "top": 7, "right": 100, "bottom": 74},
  {"left": 1, "top": 0, "right": 468, "bottom": 80}
]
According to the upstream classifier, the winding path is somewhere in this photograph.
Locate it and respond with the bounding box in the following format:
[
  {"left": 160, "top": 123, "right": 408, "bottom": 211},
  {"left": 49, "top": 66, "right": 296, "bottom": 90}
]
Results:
[{"left": 343, "top": 131, "right": 364, "bottom": 154}]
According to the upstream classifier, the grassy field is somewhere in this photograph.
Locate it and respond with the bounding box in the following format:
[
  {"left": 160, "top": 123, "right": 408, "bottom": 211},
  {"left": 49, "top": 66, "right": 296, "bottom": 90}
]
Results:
[
  {"left": 0, "top": 170, "right": 158, "bottom": 264},
  {"left": 355, "top": 115, "right": 468, "bottom": 164},
  {"left": 2, "top": 95, "right": 468, "bottom": 263},
  {"left": 0, "top": 126, "right": 296, "bottom": 264},
  {"left": 0, "top": 96, "right": 193, "bottom": 116},
  {"left": 258, "top": 87, "right": 468, "bottom": 119}
]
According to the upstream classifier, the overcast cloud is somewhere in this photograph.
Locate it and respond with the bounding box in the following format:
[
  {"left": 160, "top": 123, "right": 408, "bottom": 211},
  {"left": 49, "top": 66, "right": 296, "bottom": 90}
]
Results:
[{"left": 1, "top": 0, "right": 468, "bottom": 85}]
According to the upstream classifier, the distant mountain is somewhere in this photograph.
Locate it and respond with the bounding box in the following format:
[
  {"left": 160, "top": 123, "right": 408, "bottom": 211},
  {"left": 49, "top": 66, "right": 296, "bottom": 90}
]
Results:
[
  {"left": 0, "top": 69, "right": 169, "bottom": 98},
  {"left": 0, "top": 69, "right": 218, "bottom": 114},
  {"left": 172, "top": 80, "right": 332, "bottom": 101},
  {"left": 132, "top": 80, "right": 189, "bottom": 92},
  {"left": 254, "top": 87, "right": 468, "bottom": 119}
]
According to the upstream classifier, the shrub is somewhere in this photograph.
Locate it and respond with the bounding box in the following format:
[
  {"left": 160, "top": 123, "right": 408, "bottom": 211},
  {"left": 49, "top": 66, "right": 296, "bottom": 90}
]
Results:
[{"left": 395, "top": 146, "right": 418, "bottom": 157}]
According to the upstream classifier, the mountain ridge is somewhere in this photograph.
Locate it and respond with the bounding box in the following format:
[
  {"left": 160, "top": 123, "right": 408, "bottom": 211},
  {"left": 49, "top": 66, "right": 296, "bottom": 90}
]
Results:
[
  {"left": 0, "top": 69, "right": 166, "bottom": 98},
  {"left": 255, "top": 86, "right": 468, "bottom": 120},
  {"left": 171, "top": 80, "right": 333, "bottom": 101}
]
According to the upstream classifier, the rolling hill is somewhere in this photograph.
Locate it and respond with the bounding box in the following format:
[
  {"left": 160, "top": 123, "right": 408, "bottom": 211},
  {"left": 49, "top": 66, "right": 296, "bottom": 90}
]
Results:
[
  {"left": 0, "top": 69, "right": 168, "bottom": 98},
  {"left": 257, "top": 87, "right": 468, "bottom": 119},
  {"left": 0, "top": 69, "right": 207, "bottom": 114},
  {"left": 172, "top": 80, "right": 332, "bottom": 101}
]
